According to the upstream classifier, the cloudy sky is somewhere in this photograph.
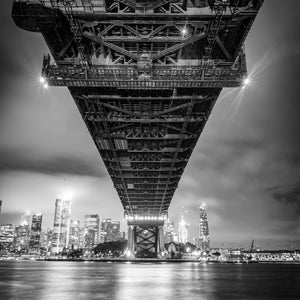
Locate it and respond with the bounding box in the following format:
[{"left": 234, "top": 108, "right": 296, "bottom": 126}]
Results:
[{"left": 0, "top": 1, "right": 300, "bottom": 249}]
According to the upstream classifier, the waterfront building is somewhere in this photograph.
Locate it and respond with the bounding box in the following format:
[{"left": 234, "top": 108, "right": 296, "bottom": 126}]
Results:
[
  {"left": 15, "top": 224, "right": 30, "bottom": 252},
  {"left": 15, "top": 212, "right": 32, "bottom": 252},
  {"left": 121, "top": 231, "right": 128, "bottom": 241},
  {"left": 178, "top": 216, "right": 188, "bottom": 244},
  {"left": 69, "top": 220, "right": 81, "bottom": 250},
  {"left": 79, "top": 227, "right": 86, "bottom": 249},
  {"left": 29, "top": 213, "right": 43, "bottom": 254},
  {"left": 39, "top": 229, "right": 46, "bottom": 249},
  {"left": 84, "top": 214, "right": 100, "bottom": 248},
  {"left": 164, "top": 219, "right": 177, "bottom": 243},
  {"left": 0, "top": 224, "right": 16, "bottom": 250},
  {"left": 101, "top": 219, "right": 121, "bottom": 243},
  {"left": 51, "top": 194, "right": 71, "bottom": 253},
  {"left": 197, "top": 203, "right": 210, "bottom": 251},
  {"left": 43, "top": 228, "right": 53, "bottom": 253}
]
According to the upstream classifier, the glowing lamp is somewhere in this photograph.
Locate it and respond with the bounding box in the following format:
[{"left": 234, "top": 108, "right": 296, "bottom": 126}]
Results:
[
  {"left": 39, "top": 76, "right": 46, "bottom": 84},
  {"left": 242, "top": 77, "right": 250, "bottom": 88}
]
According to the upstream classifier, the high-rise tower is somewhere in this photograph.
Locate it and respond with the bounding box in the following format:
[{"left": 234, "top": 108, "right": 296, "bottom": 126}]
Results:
[
  {"left": 20, "top": 211, "right": 31, "bottom": 226},
  {"left": 69, "top": 219, "right": 81, "bottom": 250},
  {"left": 164, "top": 219, "right": 177, "bottom": 244},
  {"left": 51, "top": 194, "right": 71, "bottom": 253},
  {"left": 178, "top": 216, "right": 188, "bottom": 244},
  {"left": 84, "top": 214, "right": 100, "bottom": 248},
  {"left": 198, "top": 203, "right": 210, "bottom": 251},
  {"left": 15, "top": 211, "right": 31, "bottom": 251},
  {"left": 29, "top": 213, "right": 43, "bottom": 254},
  {"left": 101, "top": 219, "right": 121, "bottom": 243}
]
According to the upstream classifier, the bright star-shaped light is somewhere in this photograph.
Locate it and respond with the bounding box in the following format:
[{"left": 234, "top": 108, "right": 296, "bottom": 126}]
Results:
[
  {"left": 242, "top": 77, "right": 251, "bottom": 89},
  {"left": 244, "top": 78, "right": 250, "bottom": 85},
  {"left": 39, "top": 76, "right": 46, "bottom": 84}
]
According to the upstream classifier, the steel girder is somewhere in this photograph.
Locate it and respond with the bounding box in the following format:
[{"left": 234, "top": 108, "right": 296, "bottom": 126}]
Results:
[
  {"left": 12, "top": 0, "right": 263, "bottom": 220},
  {"left": 70, "top": 87, "right": 221, "bottom": 216},
  {"left": 134, "top": 225, "right": 158, "bottom": 258}
]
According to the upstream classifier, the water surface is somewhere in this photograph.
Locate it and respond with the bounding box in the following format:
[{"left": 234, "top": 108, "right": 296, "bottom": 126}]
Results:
[{"left": 0, "top": 261, "right": 299, "bottom": 299}]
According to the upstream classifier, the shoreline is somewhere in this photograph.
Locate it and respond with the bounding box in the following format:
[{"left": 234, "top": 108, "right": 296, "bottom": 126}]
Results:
[{"left": 36, "top": 258, "right": 300, "bottom": 264}]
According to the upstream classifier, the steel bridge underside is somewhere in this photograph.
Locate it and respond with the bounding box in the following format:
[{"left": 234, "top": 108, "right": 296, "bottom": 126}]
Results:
[{"left": 12, "top": 0, "right": 263, "bottom": 258}]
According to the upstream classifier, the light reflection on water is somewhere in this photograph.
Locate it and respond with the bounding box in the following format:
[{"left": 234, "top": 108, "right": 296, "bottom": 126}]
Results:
[{"left": 0, "top": 261, "right": 299, "bottom": 300}]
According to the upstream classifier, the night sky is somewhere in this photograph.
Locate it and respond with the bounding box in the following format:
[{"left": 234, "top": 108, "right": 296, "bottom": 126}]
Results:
[{"left": 0, "top": 1, "right": 300, "bottom": 249}]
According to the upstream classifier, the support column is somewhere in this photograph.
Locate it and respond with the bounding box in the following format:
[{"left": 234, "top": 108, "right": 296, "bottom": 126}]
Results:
[
  {"left": 157, "top": 225, "right": 165, "bottom": 257},
  {"left": 126, "top": 225, "right": 135, "bottom": 258},
  {"left": 127, "top": 220, "right": 165, "bottom": 258}
]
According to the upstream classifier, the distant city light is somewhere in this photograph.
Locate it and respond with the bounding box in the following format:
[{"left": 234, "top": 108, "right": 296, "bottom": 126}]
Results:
[
  {"left": 39, "top": 76, "right": 45, "bottom": 84},
  {"left": 182, "top": 27, "right": 187, "bottom": 36}
]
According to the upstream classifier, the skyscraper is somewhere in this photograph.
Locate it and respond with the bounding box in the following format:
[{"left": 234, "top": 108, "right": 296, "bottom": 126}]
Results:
[
  {"left": 69, "top": 220, "right": 81, "bottom": 250},
  {"left": 15, "top": 212, "right": 31, "bottom": 252},
  {"left": 84, "top": 214, "right": 100, "bottom": 248},
  {"left": 29, "top": 213, "right": 43, "bottom": 253},
  {"left": 197, "top": 203, "right": 210, "bottom": 251},
  {"left": 0, "top": 224, "right": 16, "bottom": 250},
  {"left": 164, "top": 219, "right": 177, "bottom": 244},
  {"left": 101, "top": 219, "right": 120, "bottom": 243},
  {"left": 178, "top": 216, "right": 188, "bottom": 244},
  {"left": 44, "top": 228, "right": 54, "bottom": 253},
  {"left": 51, "top": 194, "right": 71, "bottom": 253},
  {"left": 20, "top": 211, "right": 31, "bottom": 226}
]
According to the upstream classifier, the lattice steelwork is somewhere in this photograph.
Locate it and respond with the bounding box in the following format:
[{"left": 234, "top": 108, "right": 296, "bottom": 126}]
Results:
[{"left": 13, "top": 0, "right": 263, "bottom": 257}]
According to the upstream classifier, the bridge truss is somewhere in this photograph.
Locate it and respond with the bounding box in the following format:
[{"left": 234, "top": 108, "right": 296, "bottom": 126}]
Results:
[{"left": 13, "top": 0, "right": 263, "bottom": 258}]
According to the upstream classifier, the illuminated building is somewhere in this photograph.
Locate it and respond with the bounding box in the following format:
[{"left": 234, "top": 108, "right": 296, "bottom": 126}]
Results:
[
  {"left": 197, "top": 203, "right": 210, "bottom": 251},
  {"left": 84, "top": 214, "right": 100, "bottom": 248},
  {"left": 164, "top": 219, "right": 177, "bottom": 243},
  {"left": 29, "top": 213, "right": 43, "bottom": 253},
  {"left": 20, "top": 211, "right": 31, "bottom": 226},
  {"left": 15, "top": 211, "right": 32, "bottom": 252},
  {"left": 15, "top": 225, "right": 30, "bottom": 252},
  {"left": 0, "top": 224, "right": 16, "bottom": 250},
  {"left": 69, "top": 220, "right": 81, "bottom": 250},
  {"left": 51, "top": 194, "right": 71, "bottom": 253},
  {"left": 43, "top": 228, "right": 53, "bottom": 253},
  {"left": 178, "top": 216, "right": 188, "bottom": 244},
  {"left": 101, "top": 219, "right": 121, "bottom": 243}
]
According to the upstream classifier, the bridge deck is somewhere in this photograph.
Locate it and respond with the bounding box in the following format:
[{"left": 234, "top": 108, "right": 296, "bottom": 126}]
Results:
[{"left": 12, "top": 0, "right": 263, "bottom": 220}]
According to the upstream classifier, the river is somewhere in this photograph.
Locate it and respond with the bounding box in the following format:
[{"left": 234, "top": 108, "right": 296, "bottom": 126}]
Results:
[{"left": 0, "top": 261, "right": 299, "bottom": 299}]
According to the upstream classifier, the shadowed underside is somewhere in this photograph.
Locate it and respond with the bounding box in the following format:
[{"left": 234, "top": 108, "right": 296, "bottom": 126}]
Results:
[{"left": 12, "top": 0, "right": 263, "bottom": 257}]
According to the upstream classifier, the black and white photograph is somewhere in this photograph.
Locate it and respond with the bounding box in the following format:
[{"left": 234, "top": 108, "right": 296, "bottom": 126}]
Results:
[{"left": 0, "top": 0, "right": 300, "bottom": 299}]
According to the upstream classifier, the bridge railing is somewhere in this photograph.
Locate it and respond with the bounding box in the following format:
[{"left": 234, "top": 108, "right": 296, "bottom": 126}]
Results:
[{"left": 42, "top": 52, "right": 247, "bottom": 89}]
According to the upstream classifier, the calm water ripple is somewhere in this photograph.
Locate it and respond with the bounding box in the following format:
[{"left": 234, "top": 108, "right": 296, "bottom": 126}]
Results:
[{"left": 0, "top": 261, "right": 299, "bottom": 300}]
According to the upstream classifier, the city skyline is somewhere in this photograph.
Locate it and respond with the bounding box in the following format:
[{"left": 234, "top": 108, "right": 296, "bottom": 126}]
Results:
[
  {"left": 1, "top": 1, "right": 300, "bottom": 249},
  {"left": 0, "top": 196, "right": 206, "bottom": 243}
]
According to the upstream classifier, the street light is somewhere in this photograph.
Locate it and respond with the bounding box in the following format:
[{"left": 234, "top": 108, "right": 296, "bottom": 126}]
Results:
[
  {"left": 39, "top": 76, "right": 45, "bottom": 84},
  {"left": 242, "top": 77, "right": 251, "bottom": 88}
]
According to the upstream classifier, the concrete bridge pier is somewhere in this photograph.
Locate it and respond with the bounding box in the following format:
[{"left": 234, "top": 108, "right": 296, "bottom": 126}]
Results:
[{"left": 127, "top": 219, "right": 165, "bottom": 259}]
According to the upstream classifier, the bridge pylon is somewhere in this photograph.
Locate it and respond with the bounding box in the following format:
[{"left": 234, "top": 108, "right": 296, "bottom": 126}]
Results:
[{"left": 127, "top": 218, "right": 165, "bottom": 258}]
